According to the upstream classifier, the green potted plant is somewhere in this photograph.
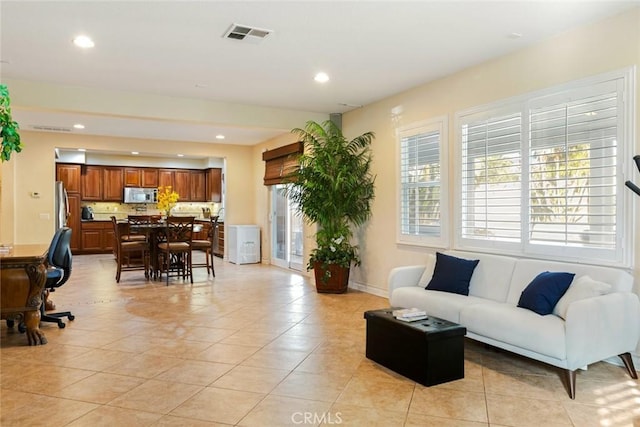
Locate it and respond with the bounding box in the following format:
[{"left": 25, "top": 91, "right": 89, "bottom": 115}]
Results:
[
  {"left": 0, "top": 84, "right": 23, "bottom": 162},
  {"left": 287, "top": 120, "right": 375, "bottom": 293}
]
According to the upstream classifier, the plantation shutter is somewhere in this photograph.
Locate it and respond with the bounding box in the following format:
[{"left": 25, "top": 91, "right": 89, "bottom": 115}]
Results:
[
  {"left": 399, "top": 125, "right": 442, "bottom": 241},
  {"left": 460, "top": 112, "right": 522, "bottom": 243},
  {"left": 528, "top": 81, "right": 619, "bottom": 250},
  {"left": 262, "top": 142, "right": 303, "bottom": 186}
]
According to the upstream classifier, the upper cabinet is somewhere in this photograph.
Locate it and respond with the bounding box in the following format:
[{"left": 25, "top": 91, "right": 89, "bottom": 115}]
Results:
[
  {"left": 206, "top": 168, "right": 222, "bottom": 202},
  {"left": 103, "top": 167, "right": 124, "bottom": 201},
  {"left": 173, "top": 170, "right": 191, "bottom": 202},
  {"left": 141, "top": 169, "right": 158, "bottom": 188},
  {"left": 82, "top": 166, "right": 103, "bottom": 200},
  {"left": 124, "top": 168, "right": 141, "bottom": 187},
  {"left": 158, "top": 169, "right": 174, "bottom": 189},
  {"left": 82, "top": 166, "right": 123, "bottom": 201},
  {"left": 190, "top": 170, "right": 206, "bottom": 202},
  {"left": 124, "top": 167, "right": 159, "bottom": 188},
  {"left": 56, "top": 163, "right": 81, "bottom": 193}
]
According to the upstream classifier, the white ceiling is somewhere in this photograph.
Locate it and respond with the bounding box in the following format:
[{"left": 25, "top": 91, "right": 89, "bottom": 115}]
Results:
[{"left": 1, "top": 1, "right": 637, "bottom": 146}]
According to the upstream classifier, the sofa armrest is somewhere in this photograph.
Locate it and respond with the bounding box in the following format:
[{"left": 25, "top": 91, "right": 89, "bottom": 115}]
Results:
[
  {"left": 387, "top": 265, "right": 425, "bottom": 300},
  {"left": 565, "top": 292, "right": 640, "bottom": 369}
]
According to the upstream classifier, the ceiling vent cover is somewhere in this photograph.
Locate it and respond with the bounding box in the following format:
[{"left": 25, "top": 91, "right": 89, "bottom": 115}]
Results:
[
  {"left": 223, "top": 23, "right": 272, "bottom": 43},
  {"left": 31, "top": 125, "right": 72, "bottom": 132}
]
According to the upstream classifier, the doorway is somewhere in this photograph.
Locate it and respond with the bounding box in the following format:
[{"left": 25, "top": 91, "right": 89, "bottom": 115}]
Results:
[{"left": 271, "top": 184, "right": 303, "bottom": 271}]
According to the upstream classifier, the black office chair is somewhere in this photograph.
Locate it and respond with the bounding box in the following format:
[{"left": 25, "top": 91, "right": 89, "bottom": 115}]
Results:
[{"left": 41, "top": 227, "right": 75, "bottom": 328}]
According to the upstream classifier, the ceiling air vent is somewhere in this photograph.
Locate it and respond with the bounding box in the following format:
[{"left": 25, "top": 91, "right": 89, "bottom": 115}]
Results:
[
  {"left": 31, "top": 125, "right": 72, "bottom": 132},
  {"left": 223, "top": 23, "right": 272, "bottom": 43}
]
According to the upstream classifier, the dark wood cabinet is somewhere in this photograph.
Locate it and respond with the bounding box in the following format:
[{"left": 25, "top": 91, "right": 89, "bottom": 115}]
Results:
[
  {"left": 141, "top": 169, "right": 159, "bottom": 188},
  {"left": 56, "top": 164, "right": 81, "bottom": 193},
  {"left": 190, "top": 170, "right": 206, "bottom": 202},
  {"left": 81, "top": 221, "right": 114, "bottom": 253},
  {"left": 82, "top": 166, "right": 103, "bottom": 200},
  {"left": 214, "top": 223, "right": 224, "bottom": 258},
  {"left": 206, "top": 168, "right": 222, "bottom": 202},
  {"left": 158, "top": 169, "right": 174, "bottom": 189},
  {"left": 103, "top": 167, "right": 124, "bottom": 201},
  {"left": 173, "top": 170, "right": 191, "bottom": 201},
  {"left": 66, "top": 193, "right": 82, "bottom": 252},
  {"left": 124, "top": 168, "right": 141, "bottom": 187}
]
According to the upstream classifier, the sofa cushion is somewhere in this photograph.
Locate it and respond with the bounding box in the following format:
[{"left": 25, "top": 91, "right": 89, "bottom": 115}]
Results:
[
  {"left": 391, "top": 286, "right": 490, "bottom": 323},
  {"left": 417, "top": 253, "right": 437, "bottom": 287},
  {"left": 517, "top": 272, "right": 574, "bottom": 315},
  {"left": 507, "top": 259, "right": 634, "bottom": 305},
  {"left": 426, "top": 252, "right": 479, "bottom": 296},
  {"left": 447, "top": 251, "right": 517, "bottom": 303},
  {"left": 553, "top": 275, "right": 611, "bottom": 320},
  {"left": 460, "top": 302, "right": 567, "bottom": 360}
]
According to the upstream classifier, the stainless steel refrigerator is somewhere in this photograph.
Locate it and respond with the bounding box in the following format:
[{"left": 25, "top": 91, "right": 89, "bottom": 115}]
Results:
[{"left": 54, "top": 181, "right": 69, "bottom": 230}]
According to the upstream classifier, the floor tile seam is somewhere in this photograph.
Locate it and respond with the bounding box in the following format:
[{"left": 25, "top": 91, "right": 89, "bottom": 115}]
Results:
[{"left": 103, "top": 381, "right": 207, "bottom": 415}]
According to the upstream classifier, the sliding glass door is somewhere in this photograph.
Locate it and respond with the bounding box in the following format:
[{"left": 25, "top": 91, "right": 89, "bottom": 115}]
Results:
[{"left": 271, "top": 184, "right": 303, "bottom": 271}]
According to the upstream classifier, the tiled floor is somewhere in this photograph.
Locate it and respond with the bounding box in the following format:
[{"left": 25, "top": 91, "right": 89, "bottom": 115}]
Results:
[{"left": 1, "top": 253, "right": 639, "bottom": 426}]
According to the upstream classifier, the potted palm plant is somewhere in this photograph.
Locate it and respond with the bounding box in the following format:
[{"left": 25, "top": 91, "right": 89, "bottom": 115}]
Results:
[
  {"left": 0, "top": 84, "right": 23, "bottom": 162},
  {"left": 287, "top": 120, "right": 375, "bottom": 293}
]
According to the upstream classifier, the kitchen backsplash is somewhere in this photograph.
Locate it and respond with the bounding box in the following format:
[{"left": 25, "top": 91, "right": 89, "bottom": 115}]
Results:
[{"left": 83, "top": 201, "right": 223, "bottom": 221}]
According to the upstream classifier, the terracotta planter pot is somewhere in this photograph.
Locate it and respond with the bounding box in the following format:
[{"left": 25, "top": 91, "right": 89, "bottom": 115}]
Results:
[{"left": 313, "top": 261, "right": 350, "bottom": 294}]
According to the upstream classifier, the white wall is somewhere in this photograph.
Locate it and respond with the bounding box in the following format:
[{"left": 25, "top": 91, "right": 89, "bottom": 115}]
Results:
[{"left": 342, "top": 7, "right": 640, "bottom": 295}]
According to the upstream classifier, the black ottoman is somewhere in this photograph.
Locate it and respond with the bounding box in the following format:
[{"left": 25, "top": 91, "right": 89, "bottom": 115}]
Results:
[{"left": 364, "top": 308, "right": 466, "bottom": 386}]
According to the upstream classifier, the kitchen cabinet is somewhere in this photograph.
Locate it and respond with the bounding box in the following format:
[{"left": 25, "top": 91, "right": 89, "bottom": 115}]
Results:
[
  {"left": 80, "top": 221, "right": 114, "bottom": 253},
  {"left": 141, "top": 169, "right": 159, "bottom": 188},
  {"left": 67, "top": 193, "right": 82, "bottom": 252},
  {"left": 124, "top": 168, "right": 159, "bottom": 188},
  {"left": 214, "top": 223, "right": 224, "bottom": 258},
  {"left": 190, "top": 170, "right": 206, "bottom": 202},
  {"left": 158, "top": 169, "right": 174, "bottom": 189},
  {"left": 82, "top": 166, "right": 123, "bottom": 201},
  {"left": 103, "top": 167, "right": 124, "bottom": 201},
  {"left": 56, "top": 164, "right": 81, "bottom": 193},
  {"left": 82, "top": 166, "right": 103, "bottom": 200},
  {"left": 173, "top": 170, "right": 191, "bottom": 201},
  {"left": 124, "top": 168, "right": 141, "bottom": 187},
  {"left": 206, "top": 168, "right": 222, "bottom": 202}
]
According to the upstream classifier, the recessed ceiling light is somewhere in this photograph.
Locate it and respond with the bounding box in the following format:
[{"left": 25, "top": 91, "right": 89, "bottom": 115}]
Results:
[
  {"left": 508, "top": 32, "right": 523, "bottom": 39},
  {"left": 177, "top": 154, "right": 184, "bottom": 157},
  {"left": 73, "top": 35, "right": 95, "bottom": 49},
  {"left": 131, "top": 151, "right": 139, "bottom": 155},
  {"left": 216, "top": 134, "right": 225, "bottom": 140},
  {"left": 77, "top": 148, "right": 86, "bottom": 152},
  {"left": 73, "top": 123, "right": 85, "bottom": 129},
  {"left": 314, "top": 72, "right": 330, "bottom": 83}
]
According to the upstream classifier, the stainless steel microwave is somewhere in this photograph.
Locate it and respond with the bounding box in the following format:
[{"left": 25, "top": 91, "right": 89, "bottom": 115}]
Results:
[{"left": 123, "top": 187, "right": 158, "bottom": 204}]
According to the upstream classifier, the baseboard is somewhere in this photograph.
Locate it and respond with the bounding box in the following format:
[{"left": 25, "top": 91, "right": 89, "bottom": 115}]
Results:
[{"left": 348, "top": 280, "right": 388, "bottom": 298}]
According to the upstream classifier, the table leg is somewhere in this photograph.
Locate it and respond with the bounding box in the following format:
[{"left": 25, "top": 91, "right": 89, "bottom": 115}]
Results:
[{"left": 24, "top": 262, "right": 48, "bottom": 345}]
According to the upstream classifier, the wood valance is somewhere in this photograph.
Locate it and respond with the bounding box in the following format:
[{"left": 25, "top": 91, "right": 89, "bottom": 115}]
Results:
[{"left": 262, "top": 141, "right": 303, "bottom": 186}]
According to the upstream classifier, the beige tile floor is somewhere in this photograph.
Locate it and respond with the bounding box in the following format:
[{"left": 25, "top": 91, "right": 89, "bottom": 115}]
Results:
[{"left": 1, "top": 253, "right": 639, "bottom": 426}]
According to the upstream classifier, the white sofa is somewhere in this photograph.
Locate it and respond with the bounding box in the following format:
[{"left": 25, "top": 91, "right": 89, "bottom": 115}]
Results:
[{"left": 388, "top": 250, "right": 640, "bottom": 398}]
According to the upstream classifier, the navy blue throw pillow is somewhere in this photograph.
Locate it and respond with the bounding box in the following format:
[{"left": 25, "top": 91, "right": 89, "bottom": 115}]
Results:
[
  {"left": 426, "top": 252, "right": 480, "bottom": 296},
  {"left": 517, "top": 271, "right": 575, "bottom": 315}
]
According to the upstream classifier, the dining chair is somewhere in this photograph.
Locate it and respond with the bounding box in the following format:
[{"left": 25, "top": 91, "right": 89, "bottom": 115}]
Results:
[
  {"left": 111, "top": 216, "right": 150, "bottom": 283},
  {"left": 125, "top": 215, "right": 153, "bottom": 241},
  {"left": 157, "top": 216, "right": 195, "bottom": 285},
  {"left": 191, "top": 215, "right": 218, "bottom": 276}
]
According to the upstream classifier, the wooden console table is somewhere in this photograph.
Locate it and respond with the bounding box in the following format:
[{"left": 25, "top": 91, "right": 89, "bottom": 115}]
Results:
[{"left": 0, "top": 244, "right": 49, "bottom": 345}]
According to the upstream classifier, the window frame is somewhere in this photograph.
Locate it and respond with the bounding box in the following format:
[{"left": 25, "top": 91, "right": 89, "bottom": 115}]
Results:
[
  {"left": 453, "top": 67, "right": 635, "bottom": 268},
  {"left": 396, "top": 116, "right": 449, "bottom": 248}
]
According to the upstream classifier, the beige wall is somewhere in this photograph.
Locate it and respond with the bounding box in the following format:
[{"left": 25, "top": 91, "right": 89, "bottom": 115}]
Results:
[
  {"left": 342, "top": 7, "right": 640, "bottom": 295},
  {"left": 0, "top": 131, "right": 256, "bottom": 246}
]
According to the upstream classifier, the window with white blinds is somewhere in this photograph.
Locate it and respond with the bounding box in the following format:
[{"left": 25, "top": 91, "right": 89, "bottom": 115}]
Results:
[
  {"left": 456, "top": 69, "right": 633, "bottom": 266},
  {"left": 397, "top": 117, "right": 448, "bottom": 247}
]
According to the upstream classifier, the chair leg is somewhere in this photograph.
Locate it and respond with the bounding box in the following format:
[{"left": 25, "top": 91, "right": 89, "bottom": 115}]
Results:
[{"left": 619, "top": 353, "right": 638, "bottom": 379}]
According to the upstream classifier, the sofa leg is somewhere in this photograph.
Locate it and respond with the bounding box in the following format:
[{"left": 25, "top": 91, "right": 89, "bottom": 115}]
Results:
[
  {"left": 564, "top": 369, "right": 576, "bottom": 399},
  {"left": 619, "top": 353, "right": 638, "bottom": 379}
]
